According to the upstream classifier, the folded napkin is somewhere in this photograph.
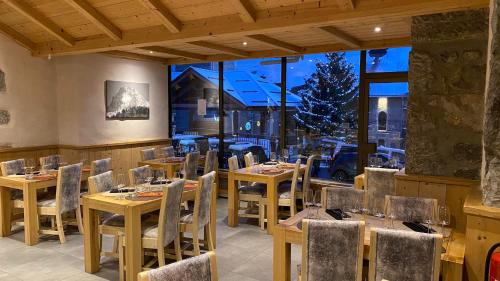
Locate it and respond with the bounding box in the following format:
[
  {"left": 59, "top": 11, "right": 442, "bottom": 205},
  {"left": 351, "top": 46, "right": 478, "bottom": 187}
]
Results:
[{"left": 403, "top": 221, "right": 436, "bottom": 233}]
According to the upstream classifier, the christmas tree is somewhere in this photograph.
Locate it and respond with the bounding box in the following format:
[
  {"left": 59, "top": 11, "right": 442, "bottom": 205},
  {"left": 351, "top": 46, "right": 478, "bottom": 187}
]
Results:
[{"left": 292, "top": 52, "right": 358, "bottom": 137}]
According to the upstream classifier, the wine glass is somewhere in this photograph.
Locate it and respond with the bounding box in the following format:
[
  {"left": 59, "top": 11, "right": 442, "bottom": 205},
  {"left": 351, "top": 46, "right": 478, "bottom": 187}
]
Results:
[
  {"left": 270, "top": 152, "right": 277, "bottom": 163},
  {"left": 156, "top": 170, "right": 165, "bottom": 183},
  {"left": 439, "top": 205, "right": 451, "bottom": 237},
  {"left": 25, "top": 159, "right": 35, "bottom": 179},
  {"left": 282, "top": 149, "right": 289, "bottom": 163},
  {"left": 116, "top": 173, "right": 126, "bottom": 189},
  {"left": 424, "top": 214, "right": 435, "bottom": 233},
  {"left": 385, "top": 210, "right": 396, "bottom": 229}
]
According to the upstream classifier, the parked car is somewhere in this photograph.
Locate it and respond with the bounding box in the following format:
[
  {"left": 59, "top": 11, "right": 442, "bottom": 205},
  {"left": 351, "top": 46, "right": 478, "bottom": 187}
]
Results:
[
  {"left": 222, "top": 142, "right": 268, "bottom": 169},
  {"left": 330, "top": 151, "right": 391, "bottom": 182}
]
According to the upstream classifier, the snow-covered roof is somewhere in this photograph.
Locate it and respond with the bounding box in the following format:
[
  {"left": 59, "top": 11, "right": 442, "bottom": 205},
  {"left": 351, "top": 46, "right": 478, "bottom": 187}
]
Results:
[{"left": 172, "top": 67, "right": 301, "bottom": 107}]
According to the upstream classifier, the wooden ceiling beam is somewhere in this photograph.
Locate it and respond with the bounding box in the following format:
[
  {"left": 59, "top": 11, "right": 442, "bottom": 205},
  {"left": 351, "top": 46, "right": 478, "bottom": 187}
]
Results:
[
  {"left": 103, "top": 50, "right": 171, "bottom": 64},
  {"left": 231, "top": 0, "right": 257, "bottom": 23},
  {"left": 188, "top": 41, "right": 249, "bottom": 57},
  {"left": 139, "top": 0, "right": 181, "bottom": 33},
  {"left": 247, "top": 34, "right": 304, "bottom": 53},
  {"left": 0, "top": 21, "right": 36, "bottom": 51},
  {"left": 337, "top": 0, "right": 355, "bottom": 10},
  {"left": 33, "top": 0, "right": 488, "bottom": 56},
  {"left": 2, "top": 0, "right": 75, "bottom": 46},
  {"left": 63, "top": 0, "right": 122, "bottom": 40},
  {"left": 140, "top": 46, "right": 207, "bottom": 60},
  {"left": 318, "top": 26, "right": 361, "bottom": 48}
]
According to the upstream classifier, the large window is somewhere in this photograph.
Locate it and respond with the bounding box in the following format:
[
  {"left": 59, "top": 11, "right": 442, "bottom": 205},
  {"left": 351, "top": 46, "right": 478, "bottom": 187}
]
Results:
[
  {"left": 222, "top": 59, "right": 281, "bottom": 168},
  {"left": 170, "top": 63, "right": 219, "bottom": 155},
  {"left": 169, "top": 47, "right": 410, "bottom": 181},
  {"left": 286, "top": 52, "right": 360, "bottom": 181}
]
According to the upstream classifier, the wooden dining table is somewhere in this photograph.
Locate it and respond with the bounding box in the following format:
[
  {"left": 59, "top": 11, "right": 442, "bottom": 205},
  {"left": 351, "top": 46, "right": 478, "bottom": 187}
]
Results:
[
  {"left": 228, "top": 164, "right": 305, "bottom": 234},
  {"left": 82, "top": 179, "right": 217, "bottom": 281},
  {"left": 138, "top": 156, "right": 206, "bottom": 179},
  {"left": 273, "top": 208, "right": 465, "bottom": 281},
  {"left": 0, "top": 169, "right": 90, "bottom": 246}
]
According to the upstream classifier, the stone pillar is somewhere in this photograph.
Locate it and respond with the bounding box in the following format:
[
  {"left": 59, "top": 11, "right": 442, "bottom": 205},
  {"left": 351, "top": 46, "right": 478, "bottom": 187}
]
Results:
[
  {"left": 482, "top": 0, "right": 500, "bottom": 207},
  {"left": 407, "top": 9, "right": 489, "bottom": 179}
]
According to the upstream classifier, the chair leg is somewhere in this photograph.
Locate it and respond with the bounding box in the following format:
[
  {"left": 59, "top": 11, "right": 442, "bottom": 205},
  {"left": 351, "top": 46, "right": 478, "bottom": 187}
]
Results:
[
  {"left": 55, "top": 213, "right": 66, "bottom": 244},
  {"left": 112, "top": 236, "right": 119, "bottom": 255},
  {"left": 50, "top": 217, "right": 55, "bottom": 230},
  {"left": 157, "top": 246, "right": 166, "bottom": 267},
  {"left": 192, "top": 229, "right": 201, "bottom": 256},
  {"left": 205, "top": 224, "right": 214, "bottom": 251},
  {"left": 75, "top": 207, "right": 84, "bottom": 234},
  {"left": 118, "top": 235, "right": 125, "bottom": 281},
  {"left": 260, "top": 201, "right": 266, "bottom": 230},
  {"left": 174, "top": 235, "right": 182, "bottom": 261}
]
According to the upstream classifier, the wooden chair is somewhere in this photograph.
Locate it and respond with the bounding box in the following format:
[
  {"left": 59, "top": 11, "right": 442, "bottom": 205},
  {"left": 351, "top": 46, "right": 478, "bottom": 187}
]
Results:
[
  {"left": 184, "top": 151, "right": 200, "bottom": 181},
  {"left": 244, "top": 152, "right": 254, "bottom": 167},
  {"left": 160, "top": 146, "right": 175, "bottom": 158},
  {"left": 179, "top": 171, "right": 216, "bottom": 256},
  {"left": 203, "top": 150, "right": 219, "bottom": 196},
  {"left": 228, "top": 155, "right": 265, "bottom": 224},
  {"left": 39, "top": 154, "right": 63, "bottom": 170},
  {"left": 363, "top": 167, "right": 398, "bottom": 213},
  {"left": 90, "top": 158, "right": 112, "bottom": 176},
  {"left": 0, "top": 159, "right": 26, "bottom": 228},
  {"left": 37, "top": 163, "right": 84, "bottom": 244},
  {"left": 260, "top": 159, "right": 301, "bottom": 230},
  {"left": 384, "top": 195, "right": 438, "bottom": 222},
  {"left": 195, "top": 138, "right": 210, "bottom": 156},
  {"left": 137, "top": 251, "right": 218, "bottom": 281},
  {"left": 369, "top": 228, "right": 442, "bottom": 281},
  {"left": 129, "top": 165, "right": 153, "bottom": 185},
  {"left": 301, "top": 219, "right": 365, "bottom": 281},
  {"left": 321, "top": 186, "right": 366, "bottom": 211},
  {"left": 88, "top": 170, "right": 125, "bottom": 258},
  {"left": 141, "top": 148, "right": 156, "bottom": 161},
  {"left": 141, "top": 180, "right": 185, "bottom": 267},
  {"left": 301, "top": 155, "right": 321, "bottom": 203}
]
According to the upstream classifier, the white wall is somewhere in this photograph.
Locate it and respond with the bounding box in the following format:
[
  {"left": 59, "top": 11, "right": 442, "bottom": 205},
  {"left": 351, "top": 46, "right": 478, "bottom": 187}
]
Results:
[
  {"left": 54, "top": 54, "right": 169, "bottom": 146},
  {"left": 0, "top": 34, "right": 169, "bottom": 147},
  {"left": 0, "top": 34, "right": 58, "bottom": 147}
]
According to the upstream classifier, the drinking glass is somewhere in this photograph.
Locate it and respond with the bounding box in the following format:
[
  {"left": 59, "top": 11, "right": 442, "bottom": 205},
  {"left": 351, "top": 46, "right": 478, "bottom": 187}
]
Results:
[
  {"left": 145, "top": 176, "right": 154, "bottom": 192},
  {"left": 385, "top": 211, "right": 396, "bottom": 229},
  {"left": 156, "top": 170, "right": 165, "bottom": 183},
  {"left": 282, "top": 149, "right": 289, "bottom": 163},
  {"left": 116, "top": 173, "right": 126, "bottom": 189},
  {"left": 270, "top": 152, "right": 277, "bottom": 162},
  {"left": 25, "top": 159, "right": 35, "bottom": 179},
  {"left": 424, "top": 214, "right": 435, "bottom": 233},
  {"left": 439, "top": 205, "right": 451, "bottom": 237}
]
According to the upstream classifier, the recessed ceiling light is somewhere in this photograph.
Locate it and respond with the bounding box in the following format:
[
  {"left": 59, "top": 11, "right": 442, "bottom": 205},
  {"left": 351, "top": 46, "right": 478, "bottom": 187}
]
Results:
[
  {"left": 149, "top": 51, "right": 154, "bottom": 54},
  {"left": 242, "top": 41, "right": 248, "bottom": 46},
  {"left": 374, "top": 26, "right": 382, "bottom": 33}
]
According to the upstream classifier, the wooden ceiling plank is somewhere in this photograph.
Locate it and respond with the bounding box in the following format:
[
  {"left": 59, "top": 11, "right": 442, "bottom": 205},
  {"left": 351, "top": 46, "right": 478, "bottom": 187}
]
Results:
[
  {"left": 63, "top": 0, "right": 122, "bottom": 40},
  {"left": 246, "top": 34, "right": 303, "bottom": 53},
  {"left": 336, "top": 0, "right": 355, "bottom": 10},
  {"left": 33, "top": 0, "right": 489, "bottom": 56},
  {"left": 140, "top": 46, "right": 206, "bottom": 60},
  {"left": 139, "top": 0, "right": 181, "bottom": 33},
  {"left": 0, "top": 21, "right": 36, "bottom": 50},
  {"left": 103, "top": 50, "right": 171, "bottom": 64},
  {"left": 2, "top": 0, "right": 75, "bottom": 46},
  {"left": 231, "top": 0, "right": 256, "bottom": 23},
  {"left": 318, "top": 26, "right": 361, "bottom": 48},
  {"left": 188, "top": 40, "right": 249, "bottom": 57}
]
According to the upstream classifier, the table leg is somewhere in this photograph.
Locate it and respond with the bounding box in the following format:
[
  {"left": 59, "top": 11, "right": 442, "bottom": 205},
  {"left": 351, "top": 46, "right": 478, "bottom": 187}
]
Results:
[
  {"left": 0, "top": 186, "right": 11, "bottom": 237},
  {"left": 83, "top": 203, "right": 100, "bottom": 273},
  {"left": 442, "top": 261, "right": 463, "bottom": 281},
  {"left": 273, "top": 226, "right": 291, "bottom": 281},
  {"left": 23, "top": 184, "right": 38, "bottom": 246},
  {"left": 267, "top": 179, "right": 278, "bottom": 234},
  {"left": 166, "top": 166, "right": 175, "bottom": 179},
  {"left": 125, "top": 206, "right": 142, "bottom": 281},
  {"left": 227, "top": 173, "right": 239, "bottom": 227}
]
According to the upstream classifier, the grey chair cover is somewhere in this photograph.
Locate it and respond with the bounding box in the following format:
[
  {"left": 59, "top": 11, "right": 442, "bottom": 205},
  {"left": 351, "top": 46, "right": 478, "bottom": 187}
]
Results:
[
  {"left": 385, "top": 195, "right": 437, "bottom": 222},
  {"left": 40, "top": 155, "right": 62, "bottom": 170},
  {"left": 196, "top": 171, "right": 216, "bottom": 229},
  {"left": 88, "top": 171, "right": 114, "bottom": 194},
  {"left": 324, "top": 187, "right": 365, "bottom": 211},
  {"left": 184, "top": 152, "right": 200, "bottom": 181},
  {"left": 130, "top": 166, "right": 153, "bottom": 185},
  {"left": 90, "top": 158, "right": 112, "bottom": 176},
  {"left": 0, "top": 159, "right": 25, "bottom": 175},
  {"left": 365, "top": 167, "right": 398, "bottom": 213},
  {"left": 57, "top": 163, "right": 82, "bottom": 214},
  {"left": 161, "top": 146, "right": 175, "bottom": 158},
  {"left": 142, "top": 148, "right": 156, "bottom": 161},
  {"left": 159, "top": 180, "right": 184, "bottom": 247},
  {"left": 204, "top": 150, "right": 218, "bottom": 174},
  {"left": 146, "top": 252, "right": 213, "bottom": 281}
]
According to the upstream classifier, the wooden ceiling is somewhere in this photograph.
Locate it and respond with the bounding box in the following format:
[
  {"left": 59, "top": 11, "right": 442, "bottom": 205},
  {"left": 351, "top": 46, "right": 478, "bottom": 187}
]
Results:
[{"left": 0, "top": 0, "right": 489, "bottom": 64}]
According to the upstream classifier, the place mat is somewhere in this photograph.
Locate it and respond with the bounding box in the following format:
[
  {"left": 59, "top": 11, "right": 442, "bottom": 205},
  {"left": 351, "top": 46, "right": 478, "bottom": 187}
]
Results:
[
  {"left": 32, "top": 174, "right": 57, "bottom": 181},
  {"left": 136, "top": 191, "right": 163, "bottom": 197},
  {"left": 260, "top": 168, "right": 284, "bottom": 175},
  {"left": 184, "top": 182, "right": 198, "bottom": 191},
  {"left": 276, "top": 163, "right": 296, "bottom": 169},
  {"left": 82, "top": 167, "right": 91, "bottom": 173}
]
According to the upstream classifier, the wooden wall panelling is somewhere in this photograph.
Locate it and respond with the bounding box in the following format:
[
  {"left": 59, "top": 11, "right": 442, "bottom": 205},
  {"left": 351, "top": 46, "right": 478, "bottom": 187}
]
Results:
[
  {"left": 418, "top": 181, "right": 447, "bottom": 206},
  {"left": 446, "top": 184, "right": 472, "bottom": 233},
  {"left": 394, "top": 179, "right": 419, "bottom": 197}
]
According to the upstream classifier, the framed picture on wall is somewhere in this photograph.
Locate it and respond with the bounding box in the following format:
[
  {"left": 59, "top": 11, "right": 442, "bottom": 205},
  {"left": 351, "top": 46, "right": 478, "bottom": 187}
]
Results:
[{"left": 105, "top": 80, "right": 150, "bottom": 120}]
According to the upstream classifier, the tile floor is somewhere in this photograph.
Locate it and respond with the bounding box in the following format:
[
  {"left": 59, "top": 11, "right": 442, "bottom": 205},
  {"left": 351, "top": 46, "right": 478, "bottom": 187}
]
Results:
[{"left": 0, "top": 198, "right": 301, "bottom": 281}]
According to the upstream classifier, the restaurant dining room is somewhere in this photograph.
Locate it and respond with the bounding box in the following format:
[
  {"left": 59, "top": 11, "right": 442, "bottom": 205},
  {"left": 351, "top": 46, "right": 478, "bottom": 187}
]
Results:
[{"left": 0, "top": 0, "right": 499, "bottom": 280}]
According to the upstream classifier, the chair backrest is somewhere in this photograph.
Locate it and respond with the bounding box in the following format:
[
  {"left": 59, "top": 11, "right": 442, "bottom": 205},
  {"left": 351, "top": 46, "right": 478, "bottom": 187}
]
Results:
[
  {"left": 194, "top": 171, "right": 216, "bottom": 229},
  {"left": 385, "top": 195, "right": 438, "bottom": 223},
  {"left": 289, "top": 159, "right": 302, "bottom": 197},
  {"left": 228, "top": 156, "right": 241, "bottom": 189},
  {"left": 141, "top": 148, "right": 156, "bottom": 161},
  {"left": 322, "top": 186, "right": 365, "bottom": 211},
  {"left": 88, "top": 171, "right": 114, "bottom": 194},
  {"left": 204, "top": 150, "right": 218, "bottom": 175},
  {"left": 184, "top": 151, "right": 200, "bottom": 180},
  {"left": 161, "top": 146, "right": 175, "bottom": 158},
  {"left": 0, "top": 159, "right": 25, "bottom": 176},
  {"left": 302, "top": 219, "right": 364, "bottom": 281},
  {"left": 158, "top": 180, "right": 185, "bottom": 248},
  {"left": 302, "top": 155, "right": 320, "bottom": 202},
  {"left": 40, "top": 155, "right": 62, "bottom": 170},
  {"left": 369, "top": 228, "right": 442, "bottom": 281},
  {"left": 90, "top": 158, "right": 112, "bottom": 176},
  {"left": 138, "top": 251, "right": 218, "bottom": 281},
  {"left": 56, "top": 163, "right": 82, "bottom": 214},
  {"left": 129, "top": 165, "right": 152, "bottom": 185},
  {"left": 364, "top": 167, "right": 398, "bottom": 213},
  {"left": 244, "top": 152, "right": 254, "bottom": 167},
  {"left": 196, "top": 138, "right": 210, "bottom": 156}
]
